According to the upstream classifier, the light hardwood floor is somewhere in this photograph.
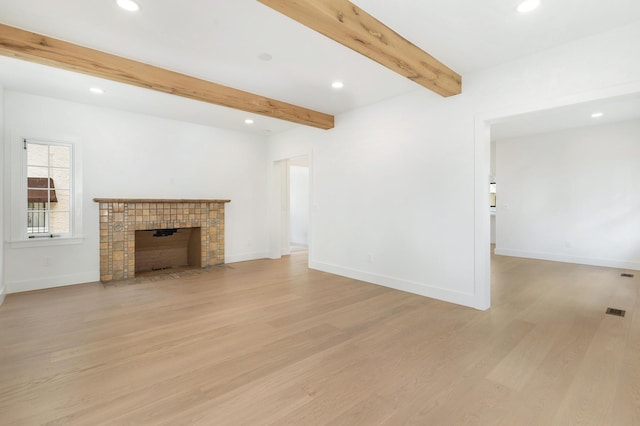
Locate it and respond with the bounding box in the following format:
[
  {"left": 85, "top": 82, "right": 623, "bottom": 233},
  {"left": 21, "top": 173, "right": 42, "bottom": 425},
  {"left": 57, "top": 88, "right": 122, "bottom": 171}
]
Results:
[{"left": 0, "top": 251, "right": 638, "bottom": 425}]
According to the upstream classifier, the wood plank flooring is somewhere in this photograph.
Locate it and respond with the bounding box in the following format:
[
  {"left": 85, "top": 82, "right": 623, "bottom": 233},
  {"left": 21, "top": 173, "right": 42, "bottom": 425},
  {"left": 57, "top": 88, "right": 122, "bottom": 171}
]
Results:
[{"left": 0, "top": 251, "right": 638, "bottom": 425}]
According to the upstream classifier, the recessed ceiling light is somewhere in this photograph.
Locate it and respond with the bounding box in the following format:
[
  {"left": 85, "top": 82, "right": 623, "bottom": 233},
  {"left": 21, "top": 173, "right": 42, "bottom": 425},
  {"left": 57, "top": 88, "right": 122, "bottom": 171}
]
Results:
[
  {"left": 244, "top": 119, "right": 254, "bottom": 125},
  {"left": 116, "top": 0, "right": 140, "bottom": 12},
  {"left": 517, "top": 0, "right": 540, "bottom": 13},
  {"left": 591, "top": 112, "right": 604, "bottom": 118},
  {"left": 258, "top": 53, "right": 273, "bottom": 62},
  {"left": 89, "top": 87, "right": 105, "bottom": 95},
  {"left": 331, "top": 81, "right": 344, "bottom": 89}
]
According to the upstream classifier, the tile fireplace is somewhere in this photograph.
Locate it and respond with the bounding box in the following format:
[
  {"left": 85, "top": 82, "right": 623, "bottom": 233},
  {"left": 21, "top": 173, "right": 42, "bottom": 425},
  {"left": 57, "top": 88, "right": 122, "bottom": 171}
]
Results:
[{"left": 94, "top": 198, "right": 230, "bottom": 282}]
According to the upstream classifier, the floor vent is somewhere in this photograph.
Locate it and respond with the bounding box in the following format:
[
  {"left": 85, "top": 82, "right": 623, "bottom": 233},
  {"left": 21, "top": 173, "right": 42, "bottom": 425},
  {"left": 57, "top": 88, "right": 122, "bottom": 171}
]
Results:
[
  {"left": 606, "top": 308, "right": 626, "bottom": 317},
  {"left": 620, "top": 273, "right": 634, "bottom": 278}
]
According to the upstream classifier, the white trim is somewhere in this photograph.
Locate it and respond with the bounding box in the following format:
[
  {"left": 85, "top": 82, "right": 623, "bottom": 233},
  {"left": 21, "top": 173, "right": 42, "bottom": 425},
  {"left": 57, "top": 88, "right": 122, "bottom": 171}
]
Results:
[
  {"left": 9, "top": 135, "right": 83, "bottom": 243},
  {"left": 268, "top": 160, "right": 286, "bottom": 259},
  {"left": 473, "top": 118, "right": 492, "bottom": 311},
  {"left": 24, "top": 138, "right": 74, "bottom": 239},
  {"left": 6, "top": 271, "right": 98, "bottom": 294},
  {"left": 268, "top": 151, "right": 314, "bottom": 263},
  {"left": 494, "top": 248, "right": 640, "bottom": 271},
  {"left": 309, "top": 260, "right": 480, "bottom": 309},
  {"left": 225, "top": 251, "right": 269, "bottom": 264},
  {"left": 7, "top": 236, "right": 85, "bottom": 249},
  {"left": 474, "top": 80, "right": 640, "bottom": 311},
  {"left": 0, "top": 285, "right": 6, "bottom": 306},
  {"left": 306, "top": 149, "right": 314, "bottom": 270}
]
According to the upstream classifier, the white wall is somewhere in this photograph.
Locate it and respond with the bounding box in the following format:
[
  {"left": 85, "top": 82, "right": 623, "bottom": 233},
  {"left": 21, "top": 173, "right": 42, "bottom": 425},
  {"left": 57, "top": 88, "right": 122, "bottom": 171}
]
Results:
[
  {"left": 495, "top": 119, "right": 640, "bottom": 269},
  {"left": 3, "top": 92, "right": 269, "bottom": 293},
  {"left": 270, "top": 91, "right": 480, "bottom": 307},
  {"left": 0, "top": 84, "right": 5, "bottom": 305},
  {"left": 268, "top": 21, "right": 640, "bottom": 309},
  {"left": 289, "top": 165, "right": 309, "bottom": 246}
]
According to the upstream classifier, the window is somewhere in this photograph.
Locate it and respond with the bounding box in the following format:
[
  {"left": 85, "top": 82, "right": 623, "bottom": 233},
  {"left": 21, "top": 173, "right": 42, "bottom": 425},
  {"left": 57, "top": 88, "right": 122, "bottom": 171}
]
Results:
[{"left": 25, "top": 140, "right": 72, "bottom": 238}]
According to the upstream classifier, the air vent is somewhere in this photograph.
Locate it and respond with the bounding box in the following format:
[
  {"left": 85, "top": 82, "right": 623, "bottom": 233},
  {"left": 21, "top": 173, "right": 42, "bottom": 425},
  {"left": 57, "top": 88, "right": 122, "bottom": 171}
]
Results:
[
  {"left": 621, "top": 273, "right": 634, "bottom": 278},
  {"left": 606, "top": 308, "right": 626, "bottom": 317}
]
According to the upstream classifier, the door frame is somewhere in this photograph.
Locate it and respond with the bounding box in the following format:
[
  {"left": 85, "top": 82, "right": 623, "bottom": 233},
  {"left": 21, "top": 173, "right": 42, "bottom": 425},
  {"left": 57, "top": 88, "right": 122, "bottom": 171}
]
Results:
[
  {"left": 269, "top": 153, "right": 312, "bottom": 261},
  {"left": 473, "top": 81, "right": 640, "bottom": 310}
]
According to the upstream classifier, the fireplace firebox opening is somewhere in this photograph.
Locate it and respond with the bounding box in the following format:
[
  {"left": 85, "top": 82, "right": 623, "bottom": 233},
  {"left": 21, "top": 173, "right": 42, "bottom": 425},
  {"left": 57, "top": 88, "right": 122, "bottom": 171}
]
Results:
[{"left": 135, "top": 227, "right": 202, "bottom": 274}]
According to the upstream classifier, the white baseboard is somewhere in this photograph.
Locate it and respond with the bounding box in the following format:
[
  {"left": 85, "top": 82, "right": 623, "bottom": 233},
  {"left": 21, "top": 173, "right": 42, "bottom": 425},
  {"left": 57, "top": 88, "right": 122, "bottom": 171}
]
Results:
[
  {"left": 7, "top": 272, "right": 99, "bottom": 294},
  {"left": 225, "top": 251, "right": 269, "bottom": 264},
  {"left": 494, "top": 248, "right": 640, "bottom": 271},
  {"left": 309, "top": 259, "right": 481, "bottom": 309}
]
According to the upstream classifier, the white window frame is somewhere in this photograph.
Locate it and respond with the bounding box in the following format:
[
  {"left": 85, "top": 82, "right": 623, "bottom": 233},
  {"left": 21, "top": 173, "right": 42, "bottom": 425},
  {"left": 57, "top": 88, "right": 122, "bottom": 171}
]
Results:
[
  {"left": 25, "top": 140, "right": 73, "bottom": 238},
  {"left": 8, "top": 136, "right": 83, "bottom": 247}
]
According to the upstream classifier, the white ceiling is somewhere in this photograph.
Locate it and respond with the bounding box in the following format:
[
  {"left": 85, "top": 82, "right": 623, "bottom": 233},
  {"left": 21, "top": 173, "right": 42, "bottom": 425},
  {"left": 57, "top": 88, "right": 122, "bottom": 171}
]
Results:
[
  {"left": 1, "top": 0, "right": 640, "bottom": 135},
  {"left": 491, "top": 93, "right": 640, "bottom": 140}
]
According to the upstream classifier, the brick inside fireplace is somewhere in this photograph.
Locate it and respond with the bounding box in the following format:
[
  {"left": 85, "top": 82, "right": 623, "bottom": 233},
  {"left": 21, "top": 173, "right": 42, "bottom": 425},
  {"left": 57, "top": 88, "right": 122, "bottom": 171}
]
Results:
[{"left": 94, "top": 199, "right": 230, "bottom": 282}]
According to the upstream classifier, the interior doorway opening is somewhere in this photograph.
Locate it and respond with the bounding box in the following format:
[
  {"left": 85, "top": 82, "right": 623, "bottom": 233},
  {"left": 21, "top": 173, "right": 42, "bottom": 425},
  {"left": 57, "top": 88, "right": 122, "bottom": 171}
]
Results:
[
  {"left": 476, "top": 84, "right": 640, "bottom": 310},
  {"left": 289, "top": 156, "right": 309, "bottom": 253},
  {"left": 271, "top": 154, "right": 311, "bottom": 260}
]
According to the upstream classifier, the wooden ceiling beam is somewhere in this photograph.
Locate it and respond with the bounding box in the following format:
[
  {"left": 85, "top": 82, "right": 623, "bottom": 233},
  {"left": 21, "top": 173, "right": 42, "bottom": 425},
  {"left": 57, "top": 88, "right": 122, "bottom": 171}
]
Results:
[
  {"left": 258, "top": 0, "right": 462, "bottom": 97},
  {"left": 0, "top": 23, "right": 334, "bottom": 130}
]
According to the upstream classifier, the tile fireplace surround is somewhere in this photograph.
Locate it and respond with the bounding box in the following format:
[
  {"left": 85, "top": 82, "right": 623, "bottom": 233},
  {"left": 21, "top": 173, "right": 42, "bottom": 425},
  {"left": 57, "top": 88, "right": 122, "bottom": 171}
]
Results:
[{"left": 94, "top": 198, "right": 230, "bottom": 282}]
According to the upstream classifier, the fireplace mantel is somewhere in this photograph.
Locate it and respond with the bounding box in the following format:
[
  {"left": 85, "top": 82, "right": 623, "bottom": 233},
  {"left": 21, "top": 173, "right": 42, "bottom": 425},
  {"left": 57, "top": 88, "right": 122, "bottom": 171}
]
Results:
[{"left": 94, "top": 198, "right": 230, "bottom": 282}]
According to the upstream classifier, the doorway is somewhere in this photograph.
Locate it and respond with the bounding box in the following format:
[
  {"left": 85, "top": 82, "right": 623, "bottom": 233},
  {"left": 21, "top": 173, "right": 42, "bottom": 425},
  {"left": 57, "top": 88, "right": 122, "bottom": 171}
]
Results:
[
  {"left": 270, "top": 154, "right": 311, "bottom": 260},
  {"left": 475, "top": 83, "right": 640, "bottom": 310}
]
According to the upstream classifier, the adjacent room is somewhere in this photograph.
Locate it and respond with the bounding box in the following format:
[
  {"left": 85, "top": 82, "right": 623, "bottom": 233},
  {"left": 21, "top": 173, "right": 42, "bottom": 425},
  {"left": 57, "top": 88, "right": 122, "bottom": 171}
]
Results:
[{"left": 0, "top": 0, "right": 639, "bottom": 423}]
